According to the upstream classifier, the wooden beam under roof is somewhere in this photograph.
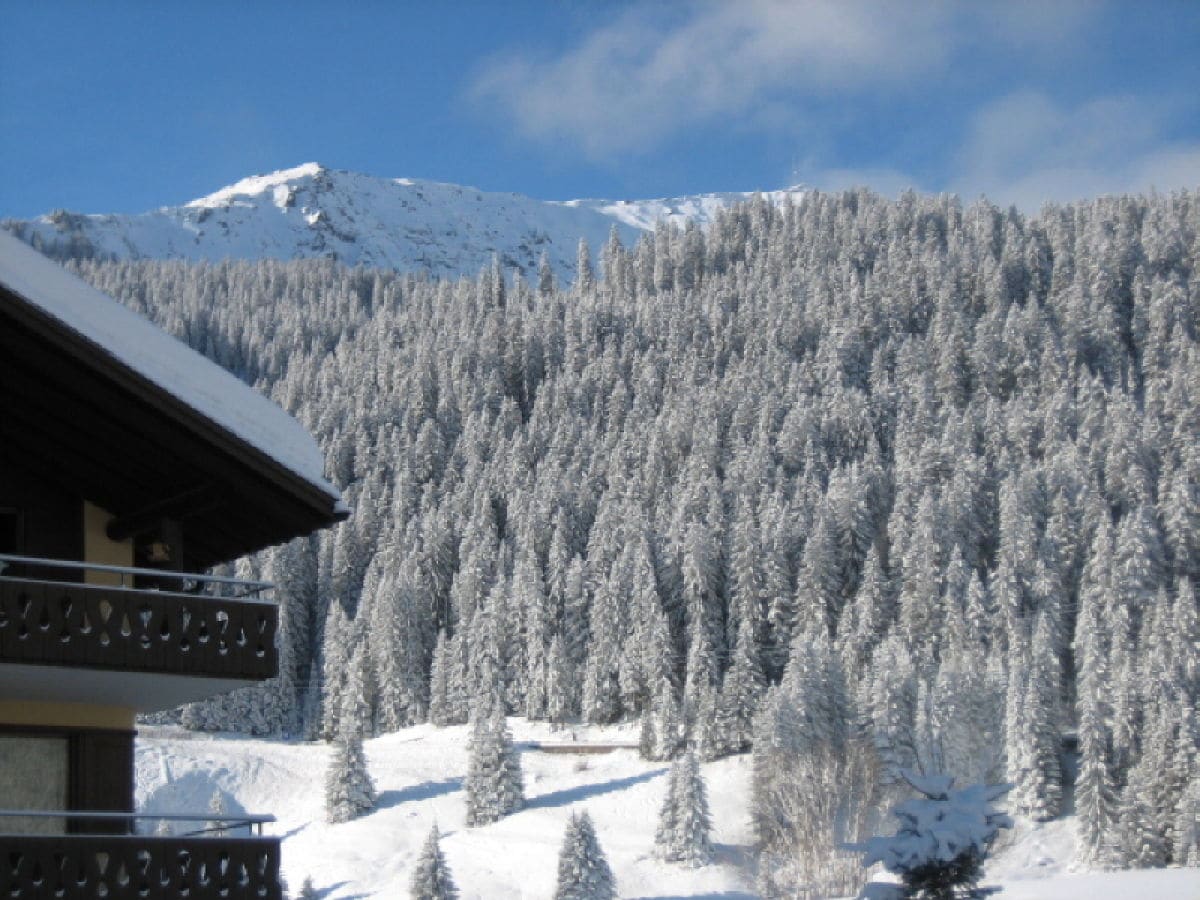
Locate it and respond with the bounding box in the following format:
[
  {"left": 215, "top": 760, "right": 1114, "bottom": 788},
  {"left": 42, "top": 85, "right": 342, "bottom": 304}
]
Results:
[{"left": 0, "top": 282, "right": 345, "bottom": 569}]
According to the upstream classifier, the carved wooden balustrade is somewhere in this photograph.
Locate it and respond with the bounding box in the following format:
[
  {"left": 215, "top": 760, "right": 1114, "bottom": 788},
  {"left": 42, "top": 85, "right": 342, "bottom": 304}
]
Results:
[
  {"left": 0, "top": 557, "right": 277, "bottom": 681},
  {"left": 0, "top": 835, "right": 282, "bottom": 899}
]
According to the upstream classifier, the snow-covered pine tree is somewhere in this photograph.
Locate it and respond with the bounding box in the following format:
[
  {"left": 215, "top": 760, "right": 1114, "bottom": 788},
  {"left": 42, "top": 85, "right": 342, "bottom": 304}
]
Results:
[
  {"left": 464, "top": 702, "right": 524, "bottom": 827},
  {"left": 324, "top": 732, "right": 376, "bottom": 824},
  {"left": 1174, "top": 773, "right": 1200, "bottom": 867},
  {"left": 301, "top": 665, "right": 322, "bottom": 742},
  {"left": 546, "top": 634, "right": 573, "bottom": 728},
  {"left": 553, "top": 810, "right": 616, "bottom": 900},
  {"left": 371, "top": 555, "right": 433, "bottom": 732},
  {"left": 428, "top": 629, "right": 455, "bottom": 726},
  {"left": 654, "top": 750, "right": 713, "bottom": 866},
  {"left": 1010, "top": 612, "right": 1062, "bottom": 821},
  {"left": 339, "top": 643, "right": 377, "bottom": 737},
  {"left": 646, "top": 676, "right": 684, "bottom": 761},
  {"left": 319, "top": 600, "right": 352, "bottom": 740},
  {"left": 714, "top": 616, "right": 767, "bottom": 756},
  {"left": 1073, "top": 552, "right": 1117, "bottom": 866},
  {"left": 581, "top": 574, "right": 622, "bottom": 724},
  {"left": 682, "top": 615, "right": 717, "bottom": 728},
  {"left": 409, "top": 823, "right": 458, "bottom": 900}
]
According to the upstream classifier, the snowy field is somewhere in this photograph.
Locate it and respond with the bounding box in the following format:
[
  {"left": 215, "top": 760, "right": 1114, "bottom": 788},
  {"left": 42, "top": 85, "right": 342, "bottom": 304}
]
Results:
[{"left": 135, "top": 723, "right": 1200, "bottom": 899}]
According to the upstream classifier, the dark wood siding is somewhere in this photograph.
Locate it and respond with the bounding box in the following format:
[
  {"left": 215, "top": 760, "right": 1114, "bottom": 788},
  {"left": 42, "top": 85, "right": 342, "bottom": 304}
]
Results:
[
  {"left": 0, "top": 455, "right": 83, "bottom": 573},
  {"left": 70, "top": 730, "right": 134, "bottom": 832}
]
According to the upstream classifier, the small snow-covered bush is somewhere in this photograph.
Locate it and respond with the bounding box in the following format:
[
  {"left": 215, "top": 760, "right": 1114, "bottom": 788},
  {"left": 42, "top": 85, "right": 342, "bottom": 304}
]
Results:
[{"left": 852, "top": 770, "right": 1012, "bottom": 900}]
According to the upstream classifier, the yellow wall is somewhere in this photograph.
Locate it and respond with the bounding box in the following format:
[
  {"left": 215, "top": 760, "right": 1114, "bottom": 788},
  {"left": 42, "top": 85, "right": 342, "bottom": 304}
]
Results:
[
  {"left": 82, "top": 501, "right": 133, "bottom": 586},
  {"left": 0, "top": 699, "right": 135, "bottom": 730}
]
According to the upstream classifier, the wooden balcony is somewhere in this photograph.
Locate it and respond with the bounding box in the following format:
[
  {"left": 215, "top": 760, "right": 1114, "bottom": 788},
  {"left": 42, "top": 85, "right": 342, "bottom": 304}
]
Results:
[
  {"left": 0, "top": 556, "right": 278, "bottom": 711},
  {"left": 0, "top": 811, "right": 282, "bottom": 899}
]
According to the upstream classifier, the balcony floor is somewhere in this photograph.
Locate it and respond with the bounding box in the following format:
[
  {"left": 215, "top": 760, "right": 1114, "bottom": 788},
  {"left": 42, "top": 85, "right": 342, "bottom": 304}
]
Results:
[{"left": 0, "top": 662, "right": 258, "bottom": 713}]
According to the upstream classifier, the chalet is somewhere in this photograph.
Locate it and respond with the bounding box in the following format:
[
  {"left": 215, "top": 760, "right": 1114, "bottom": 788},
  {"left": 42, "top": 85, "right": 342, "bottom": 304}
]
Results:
[{"left": 0, "top": 230, "right": 346, "bottom": 898}]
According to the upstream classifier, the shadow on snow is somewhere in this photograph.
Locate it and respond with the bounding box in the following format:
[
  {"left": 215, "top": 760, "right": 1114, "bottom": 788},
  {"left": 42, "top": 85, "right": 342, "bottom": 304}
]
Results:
[
  {"left": 376, "top": 777, "right": 464, "bottom": 809},
  {"left": 524, "top": 768, "right": 667, "bottom": 810}
]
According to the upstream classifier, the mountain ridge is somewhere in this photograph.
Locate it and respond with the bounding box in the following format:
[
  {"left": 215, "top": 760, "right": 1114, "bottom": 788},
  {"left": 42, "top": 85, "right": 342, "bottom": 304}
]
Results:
[{"left": 2, "top": 163, "right": 805, "bottom": 280}]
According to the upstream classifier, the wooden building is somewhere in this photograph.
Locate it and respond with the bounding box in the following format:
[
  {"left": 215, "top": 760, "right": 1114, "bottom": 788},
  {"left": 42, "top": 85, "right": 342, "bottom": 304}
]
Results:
[{"left": 0, "top": 231, "right": 346, "bottom": 898}]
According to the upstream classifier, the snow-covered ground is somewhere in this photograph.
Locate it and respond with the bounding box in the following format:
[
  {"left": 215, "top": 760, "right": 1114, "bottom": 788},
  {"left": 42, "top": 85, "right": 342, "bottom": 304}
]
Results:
[{"left": 135, "top": 723, "right": 1200, "bottom": 899}]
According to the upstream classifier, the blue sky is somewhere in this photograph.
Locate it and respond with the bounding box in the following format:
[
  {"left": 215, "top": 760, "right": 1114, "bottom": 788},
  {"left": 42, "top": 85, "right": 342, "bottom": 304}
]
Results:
[{"left": 2, "top": 1, "right": 1198, "bottom": 218}]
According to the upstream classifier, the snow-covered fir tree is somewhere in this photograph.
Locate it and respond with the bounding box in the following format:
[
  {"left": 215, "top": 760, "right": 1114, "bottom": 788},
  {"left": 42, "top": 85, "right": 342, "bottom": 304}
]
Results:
[
  {"left": 409, "top": 823, "right": 458, "bottom": 900},
  {"left": 554, "top": 810, "right": 616, "bottom": 900},
  {"left": 714, "top": 616, "right": 767, "bottom": 756},
  {"left": 324, "top": 732, "right": 376, "bottom": 824},
  {"left": 654, "top": 749, "right": 713, "bottom": 866},
  {"left": 639, "top": 676, "right": 684, "bottom": 762},
  {"left": 464, "top": 698, "right": 524, "bottom": 827}
]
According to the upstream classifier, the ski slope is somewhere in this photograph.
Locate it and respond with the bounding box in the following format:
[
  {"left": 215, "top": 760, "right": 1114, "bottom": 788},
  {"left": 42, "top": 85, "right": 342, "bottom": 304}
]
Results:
[{"left": 134, "top": 722, "right": 1200, "bottom": 899}]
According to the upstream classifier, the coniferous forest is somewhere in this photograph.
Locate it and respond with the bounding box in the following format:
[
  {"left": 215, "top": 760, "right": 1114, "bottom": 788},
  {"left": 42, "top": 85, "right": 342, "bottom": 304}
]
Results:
[{"left": 61, "top": 187, "right": 1199, "bottom": 892}]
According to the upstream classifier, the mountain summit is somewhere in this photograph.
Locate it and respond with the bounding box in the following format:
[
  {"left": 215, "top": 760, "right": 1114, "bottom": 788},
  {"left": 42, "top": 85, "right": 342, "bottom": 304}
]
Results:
[{"left": 2, "top": 164, "right": 804, "bottom": 280}]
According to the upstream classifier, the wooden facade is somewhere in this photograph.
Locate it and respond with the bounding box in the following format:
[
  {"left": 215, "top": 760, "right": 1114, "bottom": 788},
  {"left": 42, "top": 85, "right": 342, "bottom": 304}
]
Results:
[{"left": 0, "top": 233, "right": 345, "bottom": 900}]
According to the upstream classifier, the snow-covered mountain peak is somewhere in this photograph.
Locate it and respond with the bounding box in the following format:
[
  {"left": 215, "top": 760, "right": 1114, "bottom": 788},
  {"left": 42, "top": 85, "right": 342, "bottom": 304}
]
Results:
[
  {"left": 3, "top": 165, "right": 806, "bottom": 280},
  {"left": 186, "top": 162, "right": 328, "bottom": 210}
]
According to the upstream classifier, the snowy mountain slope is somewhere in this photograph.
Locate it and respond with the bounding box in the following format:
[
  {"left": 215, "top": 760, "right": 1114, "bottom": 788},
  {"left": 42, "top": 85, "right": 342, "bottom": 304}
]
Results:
[
  {"left": 135, "top": 724, "right": 1200, "bottom": 900},
  {"left": 1, "top": 164, "right": 805, "bottom": 280}
]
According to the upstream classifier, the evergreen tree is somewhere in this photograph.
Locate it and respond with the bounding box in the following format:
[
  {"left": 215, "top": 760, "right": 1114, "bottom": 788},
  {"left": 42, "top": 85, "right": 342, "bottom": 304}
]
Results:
[
  {"left": 1009, "top": 613, "right": 1062, "bottom": 821},
  {"left": 1174, "top": 774, "right": 1200, "bottom": 867},
  {"left": 428, "top": 629, "right": 455, "bottom": 727},
  {"left": 546, "top": 634, "right": 573, "bottom": 727},
  {"left": 1074, "top": 560, "right": 1117, "bottom": 865},
  {"left": 324, "top": 733, "right": 376, "bottom": 824},
  {"left": 714, "top": 616, "right": 767, "bottom": 755},
  {"left": 464, "top": 703, "right": 524, "bottom": 827},
  {"left": 409, "top": 823, "right": 458, "bottom": 900},
  {"left": 639, "top": 675, "right": 684, "bottom": 762},
  {"left": 553, "top": 810, "right": 616, "bottom": 900},
  {"left": 654, "top": 750, "right": 713, "bottom": 866},
  {"left": 581, "top": 577, "right": 622, "bottom": 724}
]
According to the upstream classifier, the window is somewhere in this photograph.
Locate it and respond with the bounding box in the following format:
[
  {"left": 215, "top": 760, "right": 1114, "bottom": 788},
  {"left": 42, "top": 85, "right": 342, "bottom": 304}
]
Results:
[{"left": 0, "top": 735, "right": 69, "bottom": 834}]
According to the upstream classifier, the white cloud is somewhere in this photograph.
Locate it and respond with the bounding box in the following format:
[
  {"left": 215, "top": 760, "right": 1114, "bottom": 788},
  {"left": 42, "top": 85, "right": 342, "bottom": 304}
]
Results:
[
  {"left": 469, "top": 0, "right": 1200, "bottom": 209},
  {"left": 470, "top": 0, "right": 957, "bottom": 158},
  {"left": 950, "top": 91, "right": 1200, "bottom": 209},
  {"left": 797, "top": 91, "right": 1200, "bottom": 210}
]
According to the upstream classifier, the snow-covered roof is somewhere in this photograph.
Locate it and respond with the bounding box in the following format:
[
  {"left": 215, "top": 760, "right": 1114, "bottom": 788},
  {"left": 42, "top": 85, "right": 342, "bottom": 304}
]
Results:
[{"left": 0, "top": 230, "right": 342, "bottom": 507}]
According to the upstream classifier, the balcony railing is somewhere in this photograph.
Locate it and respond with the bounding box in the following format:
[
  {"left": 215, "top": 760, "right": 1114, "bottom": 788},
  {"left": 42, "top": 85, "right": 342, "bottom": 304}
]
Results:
[
  {"left": 0, "top": 811, "right": 281, "bottom": 899},
  {"left": 0, "top": 555, "right": 278, "bottom": 683}
]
